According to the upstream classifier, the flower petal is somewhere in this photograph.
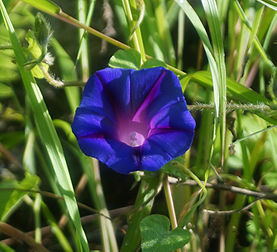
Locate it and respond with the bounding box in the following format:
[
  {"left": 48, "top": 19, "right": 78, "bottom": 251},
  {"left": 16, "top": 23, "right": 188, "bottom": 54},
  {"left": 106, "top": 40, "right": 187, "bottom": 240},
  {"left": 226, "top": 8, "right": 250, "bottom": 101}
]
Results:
[
  {"left": 149, "top": 102, "right": 196, "bottom": 131},
  {"left": 80, "top": 74, "right": 115, "bottom": 120},
  {"left": 141, "top": 139, "right": 172, "bottom": 171},
  {"left": 132, "top": 67, "right": 185, "bottom": 122},
  {"left": 72, "top": 107, "right": 115, "bottom": 139},
  {"left": 140, "top": 101, "right": 195, "bottom": 171},
  {"left": 130, "top": 67, "right": 166, "bottom": 117},
  {"left": 95, "top": 68, "right": 133, "bottom": 116},
  {"left": 141, "top": 129, "right": 194, "bottom": 171},
  {"left": 77, "top": 137, "right": 141, "bottom": 174}
]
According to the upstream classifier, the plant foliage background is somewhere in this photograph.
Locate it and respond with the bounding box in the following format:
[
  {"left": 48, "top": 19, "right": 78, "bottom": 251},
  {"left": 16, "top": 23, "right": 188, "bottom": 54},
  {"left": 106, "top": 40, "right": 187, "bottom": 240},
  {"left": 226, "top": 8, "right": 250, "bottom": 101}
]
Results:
[{"left": 0, "top": 0, "right": 277, "bottom": 251}]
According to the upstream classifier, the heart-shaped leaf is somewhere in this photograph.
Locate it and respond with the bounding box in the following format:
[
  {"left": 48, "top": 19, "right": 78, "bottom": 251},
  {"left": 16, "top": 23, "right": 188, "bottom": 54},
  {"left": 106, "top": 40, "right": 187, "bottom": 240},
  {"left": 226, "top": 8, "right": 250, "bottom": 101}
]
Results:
[
  {"left": 141, "top": 58, "right": 166, "bottom": 69},
  {"left": 0, "top": 173, "right": 40, "bottom": 221},
  {"left": 140, "top": 214, "right": 191, "bottom": 252},
  {"left": 161, "top": 156, "right": 188, "bottom": 181},
  {"left": 109, "top": 49, "right": 141, "bottom": 70}
]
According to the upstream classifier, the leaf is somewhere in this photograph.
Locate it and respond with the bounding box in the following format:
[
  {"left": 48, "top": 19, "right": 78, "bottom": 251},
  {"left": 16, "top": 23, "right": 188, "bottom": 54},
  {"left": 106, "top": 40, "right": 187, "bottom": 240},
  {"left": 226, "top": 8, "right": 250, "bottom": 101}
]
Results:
[
  {"left": 0, "top": 131, "right": 24, "bottom": 149},
  {"left": 140, "top": 1, "right": 165, "bottom": 61},
  {"left": 0, "top": 173, "right": 39, "bottom": 221},
  {"left": 181, "top": 71, "right": 277, "bottom": 124},
  {"left": 109, "top": 49, "right": 141, "bottom": 69},
  {"left": 141, "top": 58, "right": 166, "bottom": 69},
  {"left": 201, "top": 0, "right": 227, "bottom": 161},
  {"left": 183, "top": 71, "right": 269, "bottom": 104},
  {"left": 0, "top": 242, "right": 15, "bottom": 252},
  {"left": 25, "top": 31, "right": 48, "bottom": 79},
  {"left": 21, "top": 0, "right": 61, "bottom": 15},
  {"left": 161, "top": 156, "right": 188, "bottom": 181},
  {"left": 233, "top": 0, "right": 275, "bottom": 69},
  {"left": 257, "top": 0, "right": 277, "bottom": 11},
  {"left": 120, "top": 172, "right": 162, "bottom": 252},
  {"left": 51, "top": 38, "right": 80, "bottom": 114},
  {"left": 0, "top": 83, "right": 13, "bottom": 98},
  {"left": 174, "top": 0, "right": 222, "bottom": 162},
  {"left": 34, "top": 13, "right": 52, "bottom": 49},
  {"left": 140, "top": 215, "right": 191, "bottom": 252},
  {"left": 151, "top": 0, "right": 176, "bottom": 65}
]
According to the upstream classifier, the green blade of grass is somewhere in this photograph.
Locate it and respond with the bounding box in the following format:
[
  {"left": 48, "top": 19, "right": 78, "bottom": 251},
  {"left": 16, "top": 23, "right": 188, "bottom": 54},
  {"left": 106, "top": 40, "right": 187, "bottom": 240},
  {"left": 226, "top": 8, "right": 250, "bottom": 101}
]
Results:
[
  {"left": 201, "top": 0, "right": 227, "bottom": 166},
  {"left": 140, "top": 0, "right": 165, "bottom": 61},
  {"left": 187, "top": 71, "right": 269, "bottom": 104},
  {"left": 120, "top": 172, "right": 163, "bottom": 252},
  {"left": 76, "top": 0, "right": 118, "bottom": 251},
  {"left": 234, "top": 0, "right": 275, "bottom": 70},
  {"left": 0, "top": 173, "right": 39, "bottom": 222},
  {"left": 51, "top": 38, "right": 80, "bottom": 114},
  {"left": 177, "top": 9, "right": 185, "bottom": 69},
  {"left": 181, "top": 71, "right": 277, "bottom": 125},
  {"left": 257, "top": 0, "right": 277, "bottom": 11},
  {"left": 35, "top": 145, "right": 81, "bottom": 249},
  {"left": 0, "top": 242, "right": 15, "bottom": 252},
  {"left": 175, "top": 0, "right": 226, "bottom": 171},
  {"left": 174, "top": 0, "right": 220, "bottom": 116},
  {"left": 21, "top": 0, "right": 61, "bottom": 15},
  {"left": 0, "top": 2, "right": 89, "bottom": 252},
  {"left": 166, "top": 1, "right": 180, "bottom": 27},
  {"left": 75, "top": 0, "right": 96, "bottom": 71},
  {"left": 217, "top": 0, "right": 230, "bottom": 23},
  {"left": 40, "top": 201, "right": 73, "bottom": 252},
  {"left": 152, "top": 0, "right": 176, "bottom": 65}
]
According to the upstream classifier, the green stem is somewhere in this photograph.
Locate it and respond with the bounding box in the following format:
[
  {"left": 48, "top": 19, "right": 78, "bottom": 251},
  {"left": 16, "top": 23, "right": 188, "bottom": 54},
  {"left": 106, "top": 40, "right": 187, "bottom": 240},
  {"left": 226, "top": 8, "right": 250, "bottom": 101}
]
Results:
[
  {"left": 163, "top": 175, "right": 181, "bottom": 252},
  {"left": 40, "top": 201, "right": 73, "bottom": 252},
  {"left": 233, "top": 0, "right": 275, "bottom": 70},
  {"left": 24, "top": 3, "right": 185, "bottom": 76},
  {"left": 174, "top": 161, "right": 207, "bottom": 209},
  {"left": 0, "top": 44, "right": 12, "bottom": 49},
  {"left": 77, "top": 0, "right": 89, "bottom": 81},
  {"left": 122, "top": 0, "right": 138, "bottom": 51},
  {"left": 122, "top": 0, "right": 146, "bottom": 63},
  {"left": 56, "top": 11, "right": 130, "bottom": 50},
  {"left": 91, "top": 159, "right": 119, "bottom": 252},
  {"left": 163, "top": 175, "right": 178, "bottom": 229},
  {"left": 177, "top": 9, "right": 185, "bottom": 69},
  {"left": 34, "top": 194, "right": 42, "bottom": 243},
  {"left": 130, "top": 0, "right": 146, "bottom": 62},
  {"left": 120, "top": 172, "right": 163, "bottom": 252},
  {"left": 231, "top": 125, "right": 277, "bottom": 147},
  {"left": 39, "top": 64, "right": 64, "bottom": 87}
]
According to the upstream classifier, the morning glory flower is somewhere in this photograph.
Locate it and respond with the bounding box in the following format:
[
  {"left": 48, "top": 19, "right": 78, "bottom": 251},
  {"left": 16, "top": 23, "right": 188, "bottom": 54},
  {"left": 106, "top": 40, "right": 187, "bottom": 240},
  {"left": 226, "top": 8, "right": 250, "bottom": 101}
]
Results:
[{"left": 72, "top": 67, "right": 195, "bottom": 174}]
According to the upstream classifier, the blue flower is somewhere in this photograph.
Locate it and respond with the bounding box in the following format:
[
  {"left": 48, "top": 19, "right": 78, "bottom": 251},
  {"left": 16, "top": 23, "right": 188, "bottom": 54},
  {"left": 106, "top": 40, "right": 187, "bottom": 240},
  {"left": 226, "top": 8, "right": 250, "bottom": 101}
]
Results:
[{"left": 72, "top": 67, "right": 195, "bottom": 174}]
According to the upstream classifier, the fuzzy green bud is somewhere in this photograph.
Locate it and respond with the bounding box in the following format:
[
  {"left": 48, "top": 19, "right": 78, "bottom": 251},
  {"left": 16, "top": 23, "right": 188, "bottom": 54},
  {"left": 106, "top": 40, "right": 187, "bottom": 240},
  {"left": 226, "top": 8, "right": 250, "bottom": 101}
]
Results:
[{"left": 34, "top": 13, "right": 52, "bottom": 49}]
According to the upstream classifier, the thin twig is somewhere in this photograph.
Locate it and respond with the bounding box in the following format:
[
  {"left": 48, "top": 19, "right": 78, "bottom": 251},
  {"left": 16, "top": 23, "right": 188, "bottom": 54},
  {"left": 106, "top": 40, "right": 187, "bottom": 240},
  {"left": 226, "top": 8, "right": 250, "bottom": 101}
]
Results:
[
  {"left": 0, "top": 222, "right": 49, "bottom": 252},
  {"left": 0, "top": 142, "right": 23, "bottom": 170},
  {"left": 203, "top": 199, "right": 258, "bottom": 215},
  {"left": 53, "top": 10, "right": 184, "bottom": 76},
  {"left": 209, "top": 162, "right": 223, "bottom": 182},
  {"left": 0, "top": 187, "right": 109, "bottom": 219},
  {"left": 230, "top": 125, "right": 277, "bottom": 146},
  {"left": 1, "top": 205, "right": 132, "bottom": 246},
  {"left": 187, "top": 103, "right": 271, "bottom": 112},
  {"left": 168, "top": 178, "right": 277, "bottom": 202}
]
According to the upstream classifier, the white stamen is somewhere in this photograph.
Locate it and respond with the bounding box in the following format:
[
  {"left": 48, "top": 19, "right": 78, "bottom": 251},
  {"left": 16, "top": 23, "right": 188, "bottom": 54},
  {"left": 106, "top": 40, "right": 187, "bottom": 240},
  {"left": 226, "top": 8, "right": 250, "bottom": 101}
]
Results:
[{"left": 127, "top": 131, "right": 145, "bottom": 147}]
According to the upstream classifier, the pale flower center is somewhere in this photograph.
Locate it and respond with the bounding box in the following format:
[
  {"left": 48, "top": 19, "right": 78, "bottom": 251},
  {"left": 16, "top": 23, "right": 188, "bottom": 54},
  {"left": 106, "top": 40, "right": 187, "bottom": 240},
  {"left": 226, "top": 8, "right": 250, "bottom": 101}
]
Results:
[
  {"left": 123, "top": 131, "right": 145, "bottom": 147},
  {"left": 118, "top": 120, "right": 148, "bottom": 147}
]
